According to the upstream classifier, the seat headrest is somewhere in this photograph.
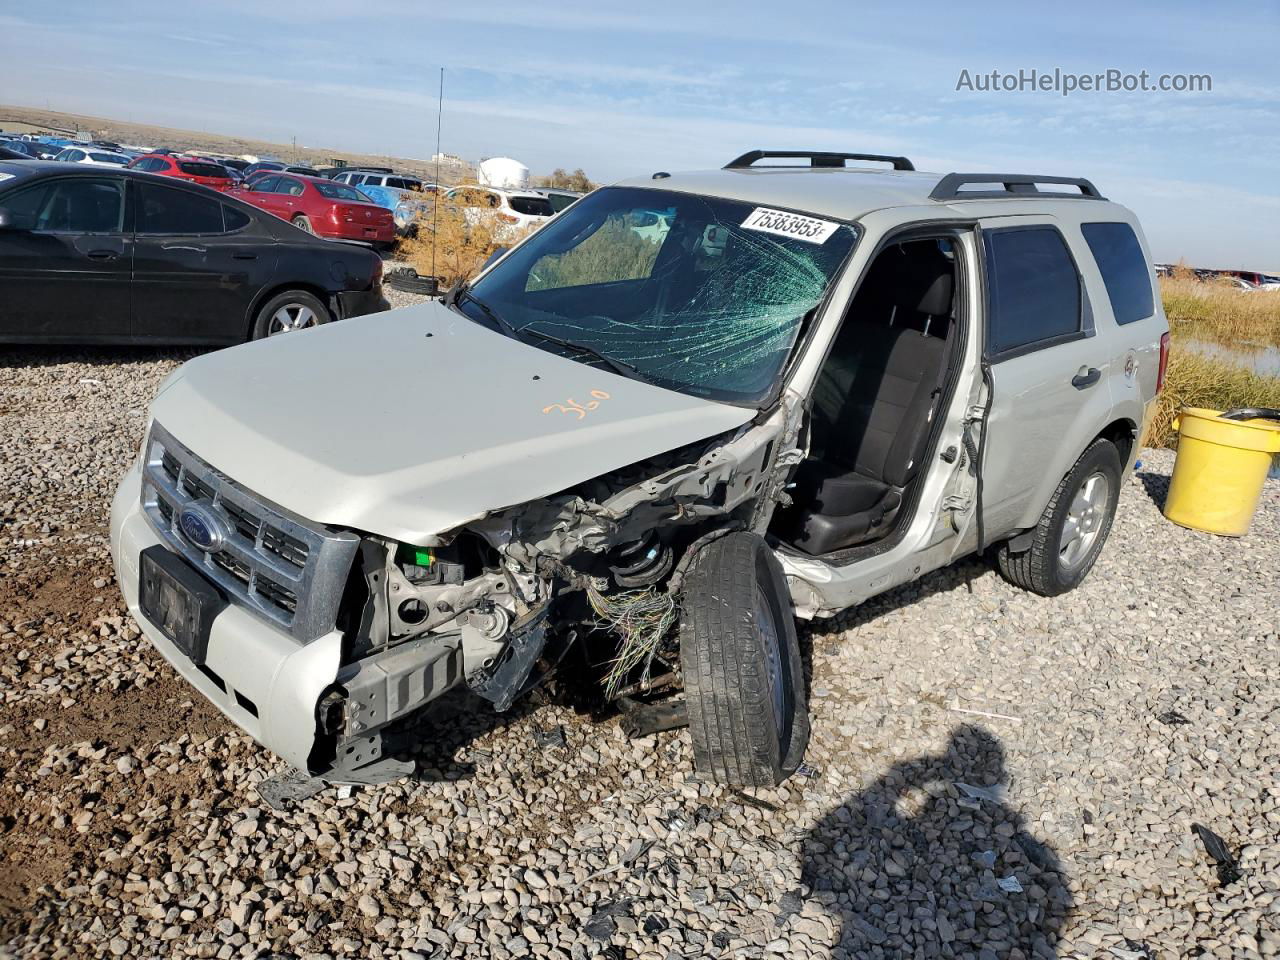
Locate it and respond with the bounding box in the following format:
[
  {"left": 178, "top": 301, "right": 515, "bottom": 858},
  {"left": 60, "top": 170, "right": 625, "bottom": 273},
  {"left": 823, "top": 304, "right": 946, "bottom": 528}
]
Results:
[{"left": 915, "top": 272, "right": 953, "bottom": 317}]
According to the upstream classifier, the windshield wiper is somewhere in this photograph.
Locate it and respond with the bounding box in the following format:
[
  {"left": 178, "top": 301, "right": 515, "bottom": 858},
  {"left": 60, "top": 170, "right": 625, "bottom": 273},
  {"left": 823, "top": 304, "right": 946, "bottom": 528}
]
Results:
[
  {"left": 451, "top": 289, "right": 643, "bottom": 381},
  {"left": 517, "top": 327, "right": 644, "bottom": 380},
  {"left": 453, "top": 288, "right": 522, "bottom": 339}
]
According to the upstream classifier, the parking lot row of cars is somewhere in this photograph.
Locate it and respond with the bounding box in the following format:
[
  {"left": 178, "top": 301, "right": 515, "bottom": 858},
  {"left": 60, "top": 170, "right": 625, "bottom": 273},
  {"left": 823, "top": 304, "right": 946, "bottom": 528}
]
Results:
[{"left": 0, "top": 133, "right": 580, "bottom": 242}]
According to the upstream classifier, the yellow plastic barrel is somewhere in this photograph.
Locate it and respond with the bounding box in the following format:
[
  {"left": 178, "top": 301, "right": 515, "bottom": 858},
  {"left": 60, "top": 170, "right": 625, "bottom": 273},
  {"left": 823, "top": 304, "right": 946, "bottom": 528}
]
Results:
[{"left": 1164, "top": 407, "right": 1280, "bottom": 536}]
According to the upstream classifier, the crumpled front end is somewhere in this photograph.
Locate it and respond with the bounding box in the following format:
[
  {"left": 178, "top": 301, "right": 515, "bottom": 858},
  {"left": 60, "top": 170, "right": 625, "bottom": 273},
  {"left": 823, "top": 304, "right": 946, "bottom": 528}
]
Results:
[{"left": 111, "top": 387, "right": 800, "bottom": 780}]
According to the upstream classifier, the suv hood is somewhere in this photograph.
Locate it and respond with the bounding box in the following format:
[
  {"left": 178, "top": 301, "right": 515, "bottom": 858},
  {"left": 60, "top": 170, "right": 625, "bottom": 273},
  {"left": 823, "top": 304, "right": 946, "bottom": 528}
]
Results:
[{"left": 150, "top": 302, "right": 755, "bottom": 543}]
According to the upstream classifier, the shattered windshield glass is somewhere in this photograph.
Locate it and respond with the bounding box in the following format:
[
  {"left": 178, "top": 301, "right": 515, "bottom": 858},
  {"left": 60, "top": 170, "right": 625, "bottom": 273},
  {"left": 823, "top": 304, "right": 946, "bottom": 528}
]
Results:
[{"left": 464, "top": 186, "right": 857, "bottom": 405}]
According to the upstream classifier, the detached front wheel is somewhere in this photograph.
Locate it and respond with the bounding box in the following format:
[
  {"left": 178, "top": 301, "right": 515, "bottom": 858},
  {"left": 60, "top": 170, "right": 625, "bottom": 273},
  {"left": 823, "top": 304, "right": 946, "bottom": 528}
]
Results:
[{"left": 679, "top": 532, "right": 809, "bottom": 787}]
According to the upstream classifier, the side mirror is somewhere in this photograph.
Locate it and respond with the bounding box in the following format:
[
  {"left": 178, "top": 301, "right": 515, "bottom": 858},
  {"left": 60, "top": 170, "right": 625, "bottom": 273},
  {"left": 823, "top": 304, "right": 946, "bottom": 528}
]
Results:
[{"left": 0, "top": 207, "right": 14, "bottom": 229}]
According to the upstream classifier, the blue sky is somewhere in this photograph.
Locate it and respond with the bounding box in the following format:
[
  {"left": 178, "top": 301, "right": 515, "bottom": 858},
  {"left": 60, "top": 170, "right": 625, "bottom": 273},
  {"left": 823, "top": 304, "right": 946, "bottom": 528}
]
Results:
[{"left": 2, "top": 1, "right": 1277, "bottom": 269}]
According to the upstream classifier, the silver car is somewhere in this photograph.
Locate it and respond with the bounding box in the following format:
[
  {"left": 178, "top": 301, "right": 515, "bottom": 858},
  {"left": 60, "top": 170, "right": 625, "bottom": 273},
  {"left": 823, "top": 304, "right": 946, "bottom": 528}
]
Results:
[{"left": 111, "top": 149, "right": 1169, "bottom": 787}]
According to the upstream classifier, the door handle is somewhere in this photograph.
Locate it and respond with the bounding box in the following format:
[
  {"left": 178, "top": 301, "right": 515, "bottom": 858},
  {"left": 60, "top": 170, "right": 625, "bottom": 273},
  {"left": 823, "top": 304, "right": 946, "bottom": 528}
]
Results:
[
  {"left": 232, "top": 252, "right": 258, "bottom": 260},
  {"left": 1071, "top": 367, "right": 1102, "bottom": 389},
  {"left": 86, "top": 249, "right": 119, "bottom": 261}
]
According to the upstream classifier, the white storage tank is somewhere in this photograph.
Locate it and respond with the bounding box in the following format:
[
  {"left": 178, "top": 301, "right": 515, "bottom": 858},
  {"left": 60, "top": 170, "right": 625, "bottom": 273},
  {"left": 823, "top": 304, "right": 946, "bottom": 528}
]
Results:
[{"left": 477, "top": 157, "right": 530, "bottom": 189}]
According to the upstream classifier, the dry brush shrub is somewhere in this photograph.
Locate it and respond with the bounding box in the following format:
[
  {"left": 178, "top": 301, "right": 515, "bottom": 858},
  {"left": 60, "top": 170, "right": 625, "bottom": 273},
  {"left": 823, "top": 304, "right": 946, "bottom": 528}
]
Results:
[{"left": 397, "top": 199, "right": 535, "bottom": 289}]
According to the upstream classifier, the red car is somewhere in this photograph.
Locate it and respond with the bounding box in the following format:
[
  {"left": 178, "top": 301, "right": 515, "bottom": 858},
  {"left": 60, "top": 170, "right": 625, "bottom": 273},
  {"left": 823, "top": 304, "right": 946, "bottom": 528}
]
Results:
[
  {"left": 234, "top": 173, "right": 395, "bottom": 245},
  {"left": 127, "top": 154, "right": 237, "bottom": 192}
]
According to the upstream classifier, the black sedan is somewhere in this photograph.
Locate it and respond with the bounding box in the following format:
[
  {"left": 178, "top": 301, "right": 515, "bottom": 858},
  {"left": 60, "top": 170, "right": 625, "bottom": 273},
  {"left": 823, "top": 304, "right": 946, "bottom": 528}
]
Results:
[
  {"left": 0, "top": 161, "right": 389, "bottom": 343},
  {"left": 0, "top": 139, "right": 59, "bottom": 160}
]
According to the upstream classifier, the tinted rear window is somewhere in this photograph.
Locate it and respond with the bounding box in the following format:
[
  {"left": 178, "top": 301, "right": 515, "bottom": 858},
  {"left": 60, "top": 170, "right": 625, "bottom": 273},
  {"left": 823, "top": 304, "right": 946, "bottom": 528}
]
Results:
[
  {"left": 178, "top": 161, "right": 231, "bottom": 178},
  {"left": 508, "top": 196, "right": 553, "bottom": 217},
  {"left": 1080, "top": 222, "right": 1154, "bottom": 325},
  {"left": 314, "top": 182, "right": 367, "bottom": 201},
  {"left": 984, "top": 227, "right": 1082, "bottom": 357}
]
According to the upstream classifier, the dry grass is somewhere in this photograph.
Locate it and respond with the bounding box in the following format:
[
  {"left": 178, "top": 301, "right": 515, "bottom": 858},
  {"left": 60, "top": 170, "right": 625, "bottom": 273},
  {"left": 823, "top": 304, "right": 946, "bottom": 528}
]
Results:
[
  {"left": 1159, "top": 275, "right": 1280, "bottom": 347},
  {"left": 398, "top": 199, "right": 534, "bottom": 290},
  {"left": 1146, "top": 276, "right": 1280, "bottom": 448},
  {"left": 1146, "top": 348, "right": 1280, "bottom": 448}
]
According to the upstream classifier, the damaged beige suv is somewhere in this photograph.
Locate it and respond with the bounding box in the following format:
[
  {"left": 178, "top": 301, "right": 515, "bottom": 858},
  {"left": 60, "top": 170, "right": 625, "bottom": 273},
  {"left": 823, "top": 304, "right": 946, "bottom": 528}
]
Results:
[{"left": 111, "top": 150, "right": 1170, "bottom": 787}]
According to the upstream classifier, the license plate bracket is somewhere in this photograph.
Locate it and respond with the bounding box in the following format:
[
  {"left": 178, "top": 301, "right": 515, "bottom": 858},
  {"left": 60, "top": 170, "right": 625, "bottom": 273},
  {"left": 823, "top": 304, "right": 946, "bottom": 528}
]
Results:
[{"left": 138, "top": 546, "right": 225, "bottom": 665}]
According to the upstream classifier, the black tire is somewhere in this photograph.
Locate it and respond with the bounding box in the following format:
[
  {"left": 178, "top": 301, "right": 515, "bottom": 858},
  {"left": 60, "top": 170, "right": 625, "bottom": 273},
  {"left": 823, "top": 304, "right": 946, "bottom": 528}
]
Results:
[
  {"left": 679, "top": 532, "right": 809, "bottom": 787},
  {"left": 292, "top": 214, "right": 315, "bottom": 235},
  {"left": 250, "top": 290, "right": 332, "bottom": 340},
  {"left": 996, "top": 438, "right": 1121, "bottom": 597}
]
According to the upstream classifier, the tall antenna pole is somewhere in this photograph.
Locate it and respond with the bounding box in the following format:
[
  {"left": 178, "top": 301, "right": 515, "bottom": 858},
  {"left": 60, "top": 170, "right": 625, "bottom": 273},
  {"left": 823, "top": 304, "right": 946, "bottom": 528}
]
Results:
[{"left": 431, "top": 67, "right": 444, "bottom": 284}]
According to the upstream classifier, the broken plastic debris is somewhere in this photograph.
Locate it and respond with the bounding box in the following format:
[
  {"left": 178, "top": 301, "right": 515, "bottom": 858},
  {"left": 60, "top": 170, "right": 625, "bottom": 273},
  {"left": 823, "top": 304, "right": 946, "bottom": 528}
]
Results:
[
  {"left": 643, "top": 915, "right": 669, "bottom": 935},
  {"left": 795, "top": 762, "right": 821, "bottom": 779},
  {"left": 997, "top": 875, "right": 1023, "bottom": 894},
  {"left": 531, "top": 725, "right": 566, "bottom": 750},
  {"left": 256, "top": 768, "right": 327, "bottom": 810},
  {"left": 621, "top": 838, "right": 655, "bottom": 865},
  {"left": 585, "top": 899, "right": 632, "bottom": 941},
  {"left": 971, "top": 850, "right": 997, "bottom": 870},
  {"left": 1156, "top": 710, "right": 1191, "bottom": 726},
  {"left": 1110, "top": 942, "right": 1156, "bottom": 960},
  {"left": 733, "top": 790, "right": 781, "bottom": 813},
  {"left": 335, "top": 785, "right": 353, "bottom": 800},
  {"left": 955, "top": 782, "right": 1007, "bottom": 804},
  {"left": 1192, "top": 823, "right": 1242, "bottom": 886}
]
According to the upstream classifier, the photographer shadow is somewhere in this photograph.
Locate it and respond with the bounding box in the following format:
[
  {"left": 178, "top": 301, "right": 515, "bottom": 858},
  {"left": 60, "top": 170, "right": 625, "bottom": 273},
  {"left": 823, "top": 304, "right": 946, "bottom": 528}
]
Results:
[{"left": 801, "top": 725, "right": 1073, "bottom": 958}]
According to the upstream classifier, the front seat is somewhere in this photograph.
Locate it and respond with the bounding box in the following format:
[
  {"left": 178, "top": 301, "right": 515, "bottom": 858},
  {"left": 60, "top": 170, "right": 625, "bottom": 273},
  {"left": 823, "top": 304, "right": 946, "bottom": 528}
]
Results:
[{"left": 788, "top": 247, "right": 954, "bottom": 555}]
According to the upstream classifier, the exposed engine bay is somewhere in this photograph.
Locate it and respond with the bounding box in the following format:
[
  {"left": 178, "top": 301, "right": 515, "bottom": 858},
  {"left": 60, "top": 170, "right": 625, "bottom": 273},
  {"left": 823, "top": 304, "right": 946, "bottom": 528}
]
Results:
[{"left": 312, "top": 401, "right": 799, "bottom": 777}]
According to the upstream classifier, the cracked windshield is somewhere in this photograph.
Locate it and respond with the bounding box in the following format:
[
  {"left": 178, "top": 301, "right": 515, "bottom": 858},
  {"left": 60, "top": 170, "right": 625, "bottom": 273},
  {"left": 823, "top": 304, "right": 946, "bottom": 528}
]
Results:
[{"left": 464, "top": 186, "right": 858, "bottom": 404}]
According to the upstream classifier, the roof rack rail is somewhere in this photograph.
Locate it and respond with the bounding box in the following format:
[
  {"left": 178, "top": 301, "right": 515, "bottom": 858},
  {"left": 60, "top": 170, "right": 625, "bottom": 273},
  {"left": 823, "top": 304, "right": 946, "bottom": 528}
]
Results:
[
  {"left": 930, "top": 173, "right": 1105, "bottom": 201},
  {"left": 725, "top": 150, "right": 915, "bottom": 171}
]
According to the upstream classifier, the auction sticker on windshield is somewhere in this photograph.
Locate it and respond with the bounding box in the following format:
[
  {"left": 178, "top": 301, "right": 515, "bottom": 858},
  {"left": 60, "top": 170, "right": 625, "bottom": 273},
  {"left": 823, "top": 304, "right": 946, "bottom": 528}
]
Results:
[{"left": 740, "top": 207, "right": 840, "bottom": 244}]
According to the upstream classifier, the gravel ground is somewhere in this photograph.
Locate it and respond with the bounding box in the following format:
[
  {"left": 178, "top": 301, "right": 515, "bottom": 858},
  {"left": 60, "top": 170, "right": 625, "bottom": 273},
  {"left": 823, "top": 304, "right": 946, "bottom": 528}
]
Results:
[{"left": 1, "top": 326, "right": 1277, "bottom": 960}]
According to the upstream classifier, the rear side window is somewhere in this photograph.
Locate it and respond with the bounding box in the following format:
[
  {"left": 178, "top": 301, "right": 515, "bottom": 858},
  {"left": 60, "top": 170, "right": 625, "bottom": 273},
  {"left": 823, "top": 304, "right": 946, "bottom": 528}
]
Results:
[
  {"left": 178, "top": 161, "right": 230, "bottom": 178},
  {"left": 509, "top": 196, "right": 554, "bottom": 217},
  {"left": 984, "top": 226, "right": 1082, "bottom": 358},
  {"left": 278, "top": 177, "right": 304, "bottom": 197},
  {"left": 223, "top": 205, "right": 251, "bottom": 231},
  {"left": 137, "top": 182, "right": 225, "bottom": 234},
  {"left": 1080, "top": 222, "right": 1154, "bottom": 325}
]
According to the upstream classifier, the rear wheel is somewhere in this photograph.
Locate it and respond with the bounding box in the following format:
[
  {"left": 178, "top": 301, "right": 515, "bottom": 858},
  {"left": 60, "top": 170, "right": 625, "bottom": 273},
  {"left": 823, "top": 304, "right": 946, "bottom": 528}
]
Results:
[
  {"left": 292, "top": 214, "right": 315, "bottom": 235},
  {"left": 251, "top": 290, "right": 331, "bottom": 340},
  {"left": 996, "top": 439, "right": 1121, "bottom": 596},
  {"left": 679, "top": 532, "right": 809, "bottom": 786}
]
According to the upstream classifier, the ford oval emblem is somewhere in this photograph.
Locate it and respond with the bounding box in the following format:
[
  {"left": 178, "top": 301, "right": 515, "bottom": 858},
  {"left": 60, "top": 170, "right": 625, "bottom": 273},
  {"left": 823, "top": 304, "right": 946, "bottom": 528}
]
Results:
[{"left": 177, "top": 502, "right": 230, "bottom": 553}]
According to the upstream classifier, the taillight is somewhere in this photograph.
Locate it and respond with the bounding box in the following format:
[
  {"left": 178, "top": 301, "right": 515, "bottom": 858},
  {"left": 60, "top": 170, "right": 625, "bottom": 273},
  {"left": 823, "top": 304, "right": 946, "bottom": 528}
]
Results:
[
  {"left": 331, "top": 206, "right": 343, "bottom": 223},
  {"left": 372, "top": 257, "right": 383, "bottom": 284},
  {"left": 498, "top": 212, "right": 519, "bottom": 224},
  {"left": 1156, "top": 331, "right": 1171, "bottom": 393}
]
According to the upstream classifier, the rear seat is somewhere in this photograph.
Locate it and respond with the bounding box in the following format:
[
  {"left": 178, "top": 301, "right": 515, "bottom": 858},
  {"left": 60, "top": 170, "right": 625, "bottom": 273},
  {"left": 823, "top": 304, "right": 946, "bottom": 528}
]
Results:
[{"left": 788, "top": 244, "right": 954, "bottom": 555}]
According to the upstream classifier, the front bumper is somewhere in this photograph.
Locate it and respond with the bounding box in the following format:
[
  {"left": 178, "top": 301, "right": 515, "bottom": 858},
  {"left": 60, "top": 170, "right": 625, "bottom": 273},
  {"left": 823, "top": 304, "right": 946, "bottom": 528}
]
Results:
[
  {"left": 110, "top": 463, "right": 340, "bottom": 771},
  {"left": 336, "top": 286, "right": 390, "bottom": 320}
]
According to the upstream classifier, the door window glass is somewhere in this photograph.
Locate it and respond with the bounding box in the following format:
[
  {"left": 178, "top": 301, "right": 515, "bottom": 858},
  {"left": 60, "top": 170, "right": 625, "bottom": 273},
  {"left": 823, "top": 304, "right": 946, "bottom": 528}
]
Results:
[
  {"left": 2, "top": 178, "right": 125, "bottom": 232},
  {"left": 984, "top": 226, "right": 1082, "bottom": 357},
  {"left": 137, "top": 182, "right": 225, "bottom": 234}
]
